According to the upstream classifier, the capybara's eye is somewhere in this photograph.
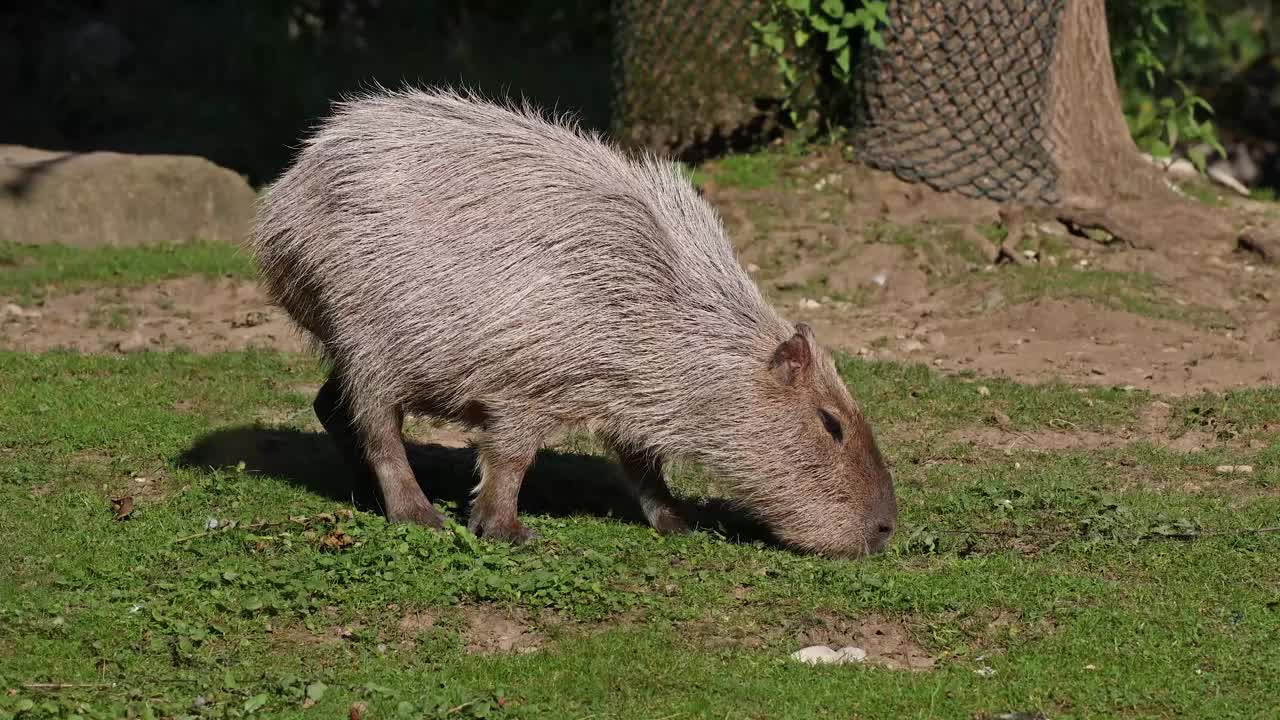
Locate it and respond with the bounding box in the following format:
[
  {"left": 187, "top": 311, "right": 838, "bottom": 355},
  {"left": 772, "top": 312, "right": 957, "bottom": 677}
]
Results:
[{"left": 818, "top": 408, "right": 843, "bottom": 443}]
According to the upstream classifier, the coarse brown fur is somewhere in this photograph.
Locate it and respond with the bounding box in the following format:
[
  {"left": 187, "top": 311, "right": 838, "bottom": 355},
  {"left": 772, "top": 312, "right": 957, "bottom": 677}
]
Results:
[{"left": 251, "top": 86, "right": 897, "bottom": 557}]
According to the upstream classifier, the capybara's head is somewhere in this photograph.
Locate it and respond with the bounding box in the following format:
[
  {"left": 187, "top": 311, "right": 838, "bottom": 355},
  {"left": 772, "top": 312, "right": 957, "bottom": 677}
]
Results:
[{"left": 735, "top": 322, "right": 897, "bottom": 558}]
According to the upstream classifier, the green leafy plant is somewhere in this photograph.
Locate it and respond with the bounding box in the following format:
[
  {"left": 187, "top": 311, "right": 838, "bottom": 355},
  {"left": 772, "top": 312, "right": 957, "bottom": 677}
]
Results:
[
  {"left": 750, "top": 0, "right": 889, "bottom": 132},
  {"left": 1109, "top": 1, "right": 1230, "bottom": 171}
]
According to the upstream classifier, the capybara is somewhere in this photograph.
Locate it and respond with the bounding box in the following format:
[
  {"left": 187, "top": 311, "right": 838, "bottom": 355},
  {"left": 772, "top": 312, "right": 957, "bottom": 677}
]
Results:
[{"left": 251, "top": 87, "right": 897, "bottom": 557}]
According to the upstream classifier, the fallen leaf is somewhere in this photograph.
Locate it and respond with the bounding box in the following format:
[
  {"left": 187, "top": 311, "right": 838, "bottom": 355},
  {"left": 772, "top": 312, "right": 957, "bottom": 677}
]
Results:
[
  {"left": 111, "top": 496, "right": 135, "bottom": 521},
  {"left": 320, "top": 529, "right": 355, "bottom": 551},
  {"left": 349, "top": 702, "right": 367, "bottom": 720}
]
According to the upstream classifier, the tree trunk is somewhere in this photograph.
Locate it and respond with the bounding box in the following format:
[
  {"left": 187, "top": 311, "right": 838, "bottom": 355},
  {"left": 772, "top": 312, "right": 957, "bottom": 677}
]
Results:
[{"left": 1044, "top": 0, "right": 1233, "bottom": 251}]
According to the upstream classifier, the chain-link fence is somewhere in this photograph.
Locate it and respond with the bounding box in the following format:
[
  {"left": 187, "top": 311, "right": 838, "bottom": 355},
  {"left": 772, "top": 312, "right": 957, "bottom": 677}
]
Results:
[
  {"left": 610, "top": 0, "right": 781, "bottom": 160},
  {"left": 853, "top": 0, "right": 1065, "bottom": 204},
  {"left": 612, "top": 0, "right": 1067, "bottom": 204}
]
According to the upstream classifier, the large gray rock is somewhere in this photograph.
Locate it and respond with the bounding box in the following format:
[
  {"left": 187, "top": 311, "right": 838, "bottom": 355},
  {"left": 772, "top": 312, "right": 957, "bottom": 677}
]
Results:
[{"left": 0, "top": 145, "right": 257, "bottom": 247}]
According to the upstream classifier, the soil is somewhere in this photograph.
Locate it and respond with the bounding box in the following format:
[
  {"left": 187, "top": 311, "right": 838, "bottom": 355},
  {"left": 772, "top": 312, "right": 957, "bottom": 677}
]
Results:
[
  {"left": 458, "top": 606, "right": 546, "bottom": 655},
  {"left": 794, "top": 611, "right": 936, "bottom": 671},
  {"left": 2, "top": 158, "right": 1277, "bottom": 403},
  {"left": 1, "top": 277, "right": 306, "bottom": 354}
]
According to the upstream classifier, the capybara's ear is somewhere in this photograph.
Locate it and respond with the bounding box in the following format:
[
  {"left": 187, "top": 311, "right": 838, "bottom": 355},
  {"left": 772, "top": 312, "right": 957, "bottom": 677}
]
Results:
[{"left": 768, "top": 327, "right": 813, "bottom": 386}]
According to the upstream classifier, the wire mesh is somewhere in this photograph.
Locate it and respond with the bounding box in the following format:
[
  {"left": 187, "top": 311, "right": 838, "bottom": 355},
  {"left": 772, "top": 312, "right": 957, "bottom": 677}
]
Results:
[
  {"left": 613, "top": 0, "right": 1067, "bottom": 203},
  {"left": 611, "top": 0, "right": 781, "bottom": 160},
  {"left": 853, "top": 0, "right": 1066, "bottom": 203}
]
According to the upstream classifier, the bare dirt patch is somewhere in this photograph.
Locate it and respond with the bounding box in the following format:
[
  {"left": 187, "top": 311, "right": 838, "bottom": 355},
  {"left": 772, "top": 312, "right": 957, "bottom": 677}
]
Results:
[
  {"left": 794, "top": 611, "right": 936, "bottom": 671},
  {"left": 459, "top": 606, "right": 546, "bottom": 655},
  {"left": 397, "top": 609, "right": 438, "bottom": 636},
  {"left": 267, "top": 624, "right": 344, "bottom": 648},
  {"left": 681, "top": 607, "right": 935, "bottom": 670},
  {"left": 1, "top": 277, "right": 307, "bottom": 354},
  {"left": 707, "top": 154, "right": 1280, "bottom": 396}
]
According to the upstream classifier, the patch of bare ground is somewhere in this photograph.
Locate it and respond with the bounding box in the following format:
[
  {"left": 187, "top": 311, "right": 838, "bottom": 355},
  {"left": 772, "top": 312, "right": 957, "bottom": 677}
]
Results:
[
  {"left": 790, "top": 294, "right": 1278, "bottom": 396},
  {"left": 680, "top": 607, "right": 935, "bottom": 670},
  {"left": 266, "top": 607, "right": 358, "bottom": 649},
  {"left": 457, "top": 606, "right": 546, "bottom": 655},
  {"left": 397, "top": 609, "right": 438, "bottom": 636},
  {"left": 709, "top": 154, "right": 1280, "bottom": 396},
  {"left": 795, "top": 611, "right": 936, "bottom": 671},
  {"left": 0, "top": 277, "right": 308, "bottom": 353},
  {"left": 267, "top": 624, "right": 345, "bottom": 648}
]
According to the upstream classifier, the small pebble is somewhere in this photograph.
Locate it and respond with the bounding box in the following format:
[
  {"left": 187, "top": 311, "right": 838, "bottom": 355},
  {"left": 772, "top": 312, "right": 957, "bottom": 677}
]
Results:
[
  {"left": 745, "top": 263, "right": 760, "bottom": 273},
  {"left": 871, "top": 271, "right": 888, "bottom": 287},
  {"left": 977, "top": 386, "right": 991, "bottom": 397},
  {"left": 3, "top": 303, "right": 41, "bottom": 319},
  {"left": 800, "top": 298, "right": 822, "bottom": 309},
  {"left": 1215, "top": 465, "right": 1254, "bottom": 475}
]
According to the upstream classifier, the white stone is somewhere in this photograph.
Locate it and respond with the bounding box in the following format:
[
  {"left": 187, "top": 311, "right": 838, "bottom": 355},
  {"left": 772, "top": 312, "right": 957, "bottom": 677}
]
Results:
[
  {"left": 790, "top": 645, "right": 867, "bottom": 665},
  {"left": 791, "top": 645, "right": 841, "bottom": 664},
  {"left": 835, "top": 646, "right": 867, "bottom": 663}
]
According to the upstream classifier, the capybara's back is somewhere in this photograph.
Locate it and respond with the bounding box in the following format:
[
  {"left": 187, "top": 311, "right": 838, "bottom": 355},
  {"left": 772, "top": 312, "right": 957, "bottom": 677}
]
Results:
[{"left": 252, "top": 87, "right": 897, "bottom": 557}]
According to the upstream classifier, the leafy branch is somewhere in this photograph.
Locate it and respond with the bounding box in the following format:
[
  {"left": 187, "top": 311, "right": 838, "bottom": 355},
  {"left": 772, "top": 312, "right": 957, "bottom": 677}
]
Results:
[{"left": 750, "top": 0, "right": 889, "bottom": 132}]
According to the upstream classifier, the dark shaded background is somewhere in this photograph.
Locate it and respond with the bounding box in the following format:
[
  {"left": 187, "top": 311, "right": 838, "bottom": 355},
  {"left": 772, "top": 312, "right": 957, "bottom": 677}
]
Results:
[
  {"left": 0, "top": 0, "right": 614, "bottom": 186},
  {"left": 4, "top": 1, "right": 1279, "bottom": 191}
]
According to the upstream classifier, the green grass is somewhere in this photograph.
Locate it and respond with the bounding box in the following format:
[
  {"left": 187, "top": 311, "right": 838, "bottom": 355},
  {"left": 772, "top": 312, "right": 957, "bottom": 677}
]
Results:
[
  {"left": 2, "top": 350, "right": 1278, "bottom": 719},
  {"left": 698, "top": 151, "right": 785, "bottom": 190},
  {"left": 0, "top": 241, "right": 256, "bottom": 303},
  {"left": 1248, "top": 187, "right": 1277, "bottom": 202}
]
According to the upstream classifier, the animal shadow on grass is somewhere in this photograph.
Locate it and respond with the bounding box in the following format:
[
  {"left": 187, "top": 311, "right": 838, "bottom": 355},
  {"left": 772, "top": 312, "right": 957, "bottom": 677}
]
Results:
[{"left": 177, "top": 427, "right": 777, "bottom": 548}]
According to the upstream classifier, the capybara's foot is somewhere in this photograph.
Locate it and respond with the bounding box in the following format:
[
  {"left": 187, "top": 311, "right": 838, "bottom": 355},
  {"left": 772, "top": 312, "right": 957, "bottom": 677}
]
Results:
[
  {"left": 648, "top": 506, "right": 690, "bottom": 535},
  {"left": 468, "top": 514, "right": 539, "bottom": 544},
  {"left": 386, "top": 499, "right": 448, "bottom": 529}
]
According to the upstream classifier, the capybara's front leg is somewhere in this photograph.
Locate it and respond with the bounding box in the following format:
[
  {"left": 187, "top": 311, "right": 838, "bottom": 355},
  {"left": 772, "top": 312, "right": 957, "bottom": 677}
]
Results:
[{"left": 613, "top": 445, "right": 689, "bottom": 535}]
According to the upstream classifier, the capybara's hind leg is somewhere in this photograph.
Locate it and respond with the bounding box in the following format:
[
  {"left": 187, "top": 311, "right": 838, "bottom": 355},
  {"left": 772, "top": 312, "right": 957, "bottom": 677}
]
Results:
[
  {"left": 613, "top": 445, "right": 689, "bottom": 535},
  {"left": 313, "top": 374, "right": 447, "bottom": 528},
  {"left": 468, "top": 427, "right": 542, "bottom": 544}
]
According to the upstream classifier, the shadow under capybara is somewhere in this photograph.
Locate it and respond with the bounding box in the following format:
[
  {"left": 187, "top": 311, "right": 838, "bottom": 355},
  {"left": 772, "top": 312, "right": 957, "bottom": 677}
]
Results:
[{"left": 250, "top": 86, "right": 897, "bottom": 557}]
